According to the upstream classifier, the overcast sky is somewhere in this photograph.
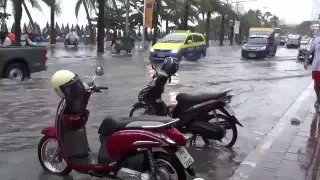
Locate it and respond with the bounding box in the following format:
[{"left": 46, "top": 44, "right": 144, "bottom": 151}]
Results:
[{"left": 3, "top": 0, "right": 313, "bottom": 28}]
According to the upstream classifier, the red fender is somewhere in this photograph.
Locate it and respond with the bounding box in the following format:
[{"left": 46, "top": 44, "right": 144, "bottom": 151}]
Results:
[{"left": 41, "top": 126, "right": 56, "bottom": 138}]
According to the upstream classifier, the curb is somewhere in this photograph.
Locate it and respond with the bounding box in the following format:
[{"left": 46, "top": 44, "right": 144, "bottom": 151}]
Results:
[{"left": 229, "top": 80, "right": 315, "bottom": 180}]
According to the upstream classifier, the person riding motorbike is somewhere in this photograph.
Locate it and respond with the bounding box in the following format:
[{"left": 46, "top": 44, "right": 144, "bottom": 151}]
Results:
[
  {"left": 143, "top": 57, "right": 179, "bottom": 116},
  {"left": 66, "top": 28, "right": 79, "bottom": 44}
]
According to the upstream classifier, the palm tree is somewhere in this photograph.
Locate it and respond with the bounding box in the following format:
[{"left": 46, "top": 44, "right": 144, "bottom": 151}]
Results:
[
  {"left": 262, "top": 11, "right": 271, "bottom": 25},
  {"left": 12, "top": 0, "right": 24, "bottom": 44},
  {"left": 0, "top": 0, "right": 9, "bottom": 31},
  {"left": 269, "top": 15, "right": 279, "bottom": 27},
  {"left": 46, "top": 0, "right": 61, "bottom": 44},
  {"left": 217, "top": 2, "right": 233, "bottom": 45},
  {"left": 75, "top": 0, "right": 95, "bottom": 43},
  {"left": 11, "top": 0, "right": 60, "bottom": 44},
  {"left": 97, "top": 0, "right": 105, "bottom": 53}
]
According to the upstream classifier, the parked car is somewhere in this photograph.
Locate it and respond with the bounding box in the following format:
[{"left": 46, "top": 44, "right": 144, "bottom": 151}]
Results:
[{"left": 0, "top": 46, "right": 47, "bottom": 81}]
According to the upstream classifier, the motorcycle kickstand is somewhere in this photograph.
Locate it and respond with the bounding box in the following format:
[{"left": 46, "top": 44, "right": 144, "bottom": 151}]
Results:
[
  {"left": 190, "top": 134, "right": 197, "bottom": 145},
  {"left": 202, "top": 136, "right": 212, "bottom": 146}
]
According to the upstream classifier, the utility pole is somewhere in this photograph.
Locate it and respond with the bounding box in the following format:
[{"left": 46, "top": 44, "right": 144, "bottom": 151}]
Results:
[
  {"left": 229, "top": 0, "right": 257, "bottom": 44},
  {"left": 142, "top": 3, "right": 146, "bottom": 50},
  {"left": 125, "top": 0, "right": 130, "bottom": 36}
]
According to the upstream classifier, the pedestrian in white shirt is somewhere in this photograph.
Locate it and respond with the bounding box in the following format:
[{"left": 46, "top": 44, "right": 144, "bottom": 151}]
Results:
[{"left": 305, "top": 33, "right": 320, "bottom": 109}]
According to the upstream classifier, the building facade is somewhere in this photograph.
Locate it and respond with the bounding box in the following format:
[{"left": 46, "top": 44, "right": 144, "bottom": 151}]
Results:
[{"left": 312, "top": 0, "right": 320, "bottom": 20}]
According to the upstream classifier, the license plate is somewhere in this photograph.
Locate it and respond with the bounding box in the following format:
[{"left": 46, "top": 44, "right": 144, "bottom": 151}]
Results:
[
  {"left": 224, "top": 104, "right": 235, "bottom": 116},
  {"left": 175, "top": 147, "right": 194, "bottom": 168},
  {"left": 158, "top": 53, "right": 165, "bottom": 57},
  {"left": 248, "top": 53, "right": 256, "bottom": 57}
]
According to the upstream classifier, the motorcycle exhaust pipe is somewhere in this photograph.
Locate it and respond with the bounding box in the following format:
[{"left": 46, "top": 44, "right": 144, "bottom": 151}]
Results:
[{"left": 116, "top": 167, "right": 151, "bottom": 180}]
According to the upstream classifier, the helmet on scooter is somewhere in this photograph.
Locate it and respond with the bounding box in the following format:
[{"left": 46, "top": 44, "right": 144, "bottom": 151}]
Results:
[
  {"left": 160, "top": 57, "right": 179, "bottom": 76},
  {"left": 51, "top": 70, "right": 85, "bottom": 100}
]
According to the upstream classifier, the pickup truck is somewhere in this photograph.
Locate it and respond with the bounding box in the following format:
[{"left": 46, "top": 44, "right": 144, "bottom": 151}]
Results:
[{"left": 0, "top": 46, "right": 47, "bottom": 81}]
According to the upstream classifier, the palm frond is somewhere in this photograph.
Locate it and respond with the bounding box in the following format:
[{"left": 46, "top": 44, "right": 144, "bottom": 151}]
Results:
[
  {"left": 75, "top": 0, "right": 82, "bottom": 18},
  {"left": 26, "top": 0, "right": 42, "bottom": 12}
]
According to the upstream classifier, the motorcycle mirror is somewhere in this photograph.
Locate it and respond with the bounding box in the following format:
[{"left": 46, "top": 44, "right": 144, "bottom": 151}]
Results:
[
  {"left": 95, "top": 66, "right": 104, "bottom": 76},
  {"left": 151, "top": 64, "right": 156, "bottom": 70}
]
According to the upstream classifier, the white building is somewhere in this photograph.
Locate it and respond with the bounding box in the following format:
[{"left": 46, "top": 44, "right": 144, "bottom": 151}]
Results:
[{"left": 311, "top": 0, "right": 320, "bottom": 20}]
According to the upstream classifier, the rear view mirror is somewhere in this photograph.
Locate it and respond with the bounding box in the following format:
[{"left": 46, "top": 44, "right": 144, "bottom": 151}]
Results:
[
  {"left": 95, "top": 66, "right": 104, "bottom": 76},
  {"left": 187, "top": 40, "right": 193, "bottom": 44},
  {"left": 151, "top": 63, "right": 156, "bottom": 70}
]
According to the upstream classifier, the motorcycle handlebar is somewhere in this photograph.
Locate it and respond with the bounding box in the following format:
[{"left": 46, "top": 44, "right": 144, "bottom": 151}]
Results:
[
  {"left": 99, "top": 86, "right": 109, "bottom": 90},
  {"left": 91, "top": 86, "right": 108, "bottom": 93}
]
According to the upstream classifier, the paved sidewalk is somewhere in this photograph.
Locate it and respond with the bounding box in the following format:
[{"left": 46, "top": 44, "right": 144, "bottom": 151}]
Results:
[{"left": 229, "top": 82, "right": 320, "bottom": 180}]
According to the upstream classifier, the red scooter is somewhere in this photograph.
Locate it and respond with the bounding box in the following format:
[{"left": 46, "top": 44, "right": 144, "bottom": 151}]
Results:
[{"left": 38, "top": 66, "right": 196, "bottom": 180}]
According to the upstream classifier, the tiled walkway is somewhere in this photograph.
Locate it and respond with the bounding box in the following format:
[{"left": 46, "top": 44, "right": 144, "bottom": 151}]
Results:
[{"left": 232, "top": 107, "right": 320, "bottom": 180}]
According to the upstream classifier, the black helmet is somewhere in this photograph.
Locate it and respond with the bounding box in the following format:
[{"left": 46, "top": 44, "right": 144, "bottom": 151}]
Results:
[{"left": 160, "top": 57, "right": 179, "bottom": 76}]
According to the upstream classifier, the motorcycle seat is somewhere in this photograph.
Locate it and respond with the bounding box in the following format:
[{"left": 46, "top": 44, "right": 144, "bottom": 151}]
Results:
[
  {"left": 176, "top": 90, "right": 231, "bottom": 106},
  {"left": 98, "top": 115, "right": 172, "bottom": 136}
]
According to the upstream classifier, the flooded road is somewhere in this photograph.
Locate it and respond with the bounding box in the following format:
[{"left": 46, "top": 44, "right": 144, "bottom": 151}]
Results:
[{"left": 0, "top": 44, "right": 312, "bottom": 180}]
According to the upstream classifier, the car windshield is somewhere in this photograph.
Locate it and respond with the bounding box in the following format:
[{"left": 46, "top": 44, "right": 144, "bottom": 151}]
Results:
[
  {"left": 247, "top": 37, "right": 267, "bottom": 44},
  {"left": 159, "top": 34, "right": 186, "bottom": 43}
]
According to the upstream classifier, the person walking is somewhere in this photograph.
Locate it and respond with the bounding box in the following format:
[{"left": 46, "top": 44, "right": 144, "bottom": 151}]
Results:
[{"left": 305, "top": 33, "right": 320, "bottom": 109}]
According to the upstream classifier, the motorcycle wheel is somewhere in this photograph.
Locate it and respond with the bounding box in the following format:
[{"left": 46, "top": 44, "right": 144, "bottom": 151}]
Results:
[
  {"left": 129, "top": 104, "right": 150, "bottom": 117},
  {"left": 38, "top": 136, "right": 72, "bottom": 175},
  {"left": 153, "top": 152, "right": 187, "bottom": 180},
  {"left": 207, "top": 114, "right": 238, "bottom": 148}
]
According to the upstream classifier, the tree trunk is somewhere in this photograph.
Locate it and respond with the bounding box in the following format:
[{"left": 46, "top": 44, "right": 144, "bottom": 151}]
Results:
[
  {"left": 50, "top": 0, "right": 56, "bottom": 44},
  {"left": 97, "top": 0, "right": 105, "bottom": 53},
  {"left": 219, "top": 15, "right": 225, "bottom": 46},
  {"left": 14, "top": 0, "right": 23, "bottom": 45},
  {"left": 22, "top": 0, "right": 34, "bottom": 30},
  {"left": 183, "top": 3, "right": 189, "bottom": 30},
  {"left": 230, "top": 21, "right": 234, "bottom": 45},
  {"left": 82, "top": 1, "right": 94, "bottom": 44},
  {"left": 152, "top": 0, "right": 160, "bottom": 45},
  {"left": 125, "top": 0, "right": 129, "bottom": 36},
  {"left": 165, "top": 19, "right": 169, "bottom": 34},
  {"left": 205, "top": 11, "right": 211, "bottom": 46},
  {"left": 1, "top": 2, "right": 7, "bottom": 32}
]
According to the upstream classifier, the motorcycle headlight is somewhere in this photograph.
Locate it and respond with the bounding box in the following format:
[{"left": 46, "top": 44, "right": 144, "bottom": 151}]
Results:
[
  {"left": 242, "top": 45, "right": 247, "bottom": 49},
  {"left": 259, "top": 46, "right": 266, "bottom": 50},
  {"left": 150, "top": 48, "right": 155, "bottom": 52},
  {"left": 171, "top": 49, "right": 180, "bottom": 53}
]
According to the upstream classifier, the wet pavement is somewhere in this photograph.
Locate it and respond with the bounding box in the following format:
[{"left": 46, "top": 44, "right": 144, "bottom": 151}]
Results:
[
  {"left": 0, "top": 44, "right": 313, "bottom": 180},
  {"left": 229, "top": 100, "right": 320, "bottom": 180}
]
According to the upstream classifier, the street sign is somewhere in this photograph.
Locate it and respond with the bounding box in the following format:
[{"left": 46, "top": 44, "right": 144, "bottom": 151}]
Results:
[
  {"left": 144, "top": 0, "right": 154, "bottom": 28},
  {"left": 234, "top": 21, "right": 240, "bottom": 34}
]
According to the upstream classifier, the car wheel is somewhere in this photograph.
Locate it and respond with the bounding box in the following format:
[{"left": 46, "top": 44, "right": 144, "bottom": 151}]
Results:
[{"left": 5, "top": 63, "right": 28, "bottom": 81}]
